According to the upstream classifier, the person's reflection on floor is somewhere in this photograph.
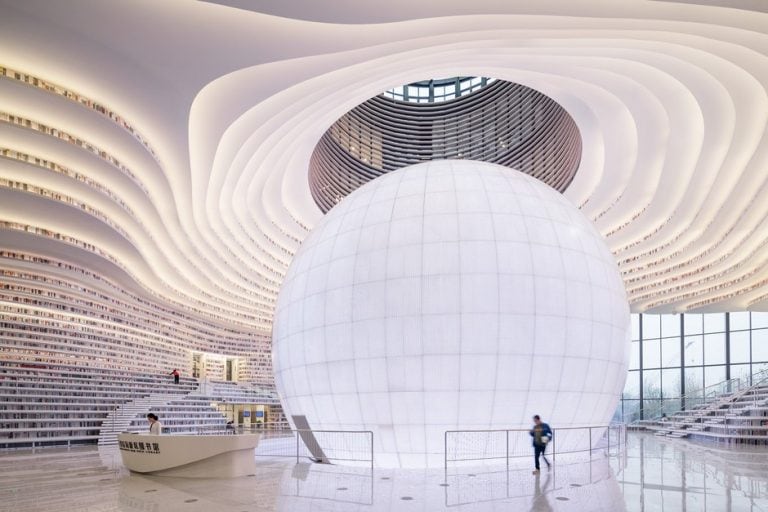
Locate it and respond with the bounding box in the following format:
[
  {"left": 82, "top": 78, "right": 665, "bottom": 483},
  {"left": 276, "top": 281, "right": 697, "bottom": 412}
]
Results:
[{"left": 530, "top": 471, "right": 553, "bottom": 512}]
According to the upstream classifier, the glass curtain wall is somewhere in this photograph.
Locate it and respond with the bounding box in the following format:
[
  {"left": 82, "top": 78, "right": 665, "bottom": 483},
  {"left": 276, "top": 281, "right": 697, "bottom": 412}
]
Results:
[{"left": 619, "top": 312, "right": 768, "bottom": 422}]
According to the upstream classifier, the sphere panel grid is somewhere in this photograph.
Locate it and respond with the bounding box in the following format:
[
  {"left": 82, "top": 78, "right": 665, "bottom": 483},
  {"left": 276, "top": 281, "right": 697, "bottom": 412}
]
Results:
[{"left": 274, "top": 161, "right": 630, "bottom": 467}]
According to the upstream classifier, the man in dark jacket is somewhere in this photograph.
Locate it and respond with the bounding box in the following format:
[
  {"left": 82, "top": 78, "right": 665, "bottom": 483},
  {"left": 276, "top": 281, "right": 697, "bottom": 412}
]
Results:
[{"left": 529, "top": 415, "right": 552, "bottom": 474}]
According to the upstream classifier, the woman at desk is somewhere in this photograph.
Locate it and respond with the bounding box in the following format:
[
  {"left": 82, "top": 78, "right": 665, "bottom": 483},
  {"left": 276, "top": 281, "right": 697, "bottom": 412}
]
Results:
[{"left": 147, "top": 413, "right": 162, "bottom": 435}]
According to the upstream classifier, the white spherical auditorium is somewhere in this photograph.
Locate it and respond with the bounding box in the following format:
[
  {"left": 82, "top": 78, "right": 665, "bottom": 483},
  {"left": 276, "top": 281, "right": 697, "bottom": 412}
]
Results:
[{"left": 273, "top": 160, "right": 631, "bottom": 468}]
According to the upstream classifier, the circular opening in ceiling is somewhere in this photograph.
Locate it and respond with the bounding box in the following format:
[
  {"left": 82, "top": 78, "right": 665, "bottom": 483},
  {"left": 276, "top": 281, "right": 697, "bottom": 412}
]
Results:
[{"left": 309, "top": 77, "right": 582, "bottom": 213}]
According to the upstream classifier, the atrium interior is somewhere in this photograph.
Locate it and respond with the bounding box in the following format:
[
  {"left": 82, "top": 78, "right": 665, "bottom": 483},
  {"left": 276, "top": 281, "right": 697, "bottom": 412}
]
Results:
[{"left": 1, "top": 1, "right": 767, "bottom": 511}]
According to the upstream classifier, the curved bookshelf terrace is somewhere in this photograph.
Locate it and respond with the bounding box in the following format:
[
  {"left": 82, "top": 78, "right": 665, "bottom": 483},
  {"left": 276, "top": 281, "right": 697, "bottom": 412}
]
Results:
[
  {"left": 0, "top": 361, "right": 285, "bottom": 448},
  {"left": 0, "top": 250, "right": 273, "bottom": 383},
  {"left": 0, "top": 61, "right": 285, "bottom": 447},
  {"left": 0, "top": 62, "right": 274, "bottom": 363}
]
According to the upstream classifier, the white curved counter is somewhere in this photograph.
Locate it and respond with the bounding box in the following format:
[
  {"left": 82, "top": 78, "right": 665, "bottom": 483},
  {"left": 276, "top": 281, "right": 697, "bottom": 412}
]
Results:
[{"left": 117, "top": 433, "right": 260, "bottom": 478}]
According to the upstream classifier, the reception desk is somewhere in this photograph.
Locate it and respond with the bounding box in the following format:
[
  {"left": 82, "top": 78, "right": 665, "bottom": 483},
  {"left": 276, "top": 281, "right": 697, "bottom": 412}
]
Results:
[{"left": 117, "top": 433, "right": 260, "bottom": 478}]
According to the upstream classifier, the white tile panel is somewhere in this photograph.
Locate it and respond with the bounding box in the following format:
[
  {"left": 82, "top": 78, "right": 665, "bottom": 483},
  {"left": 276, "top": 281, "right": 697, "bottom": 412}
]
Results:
[{"left": 273, "top": 161, "right": 631, "bottom": 467}]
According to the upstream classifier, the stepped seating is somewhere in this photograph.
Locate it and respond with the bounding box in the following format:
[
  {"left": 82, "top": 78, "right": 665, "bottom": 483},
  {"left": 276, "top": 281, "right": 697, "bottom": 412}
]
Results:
[
  {"left": 119, "top": 381, "right": 284, "bottom": 436},
  {"left": 196, "top": 380, "right": 281, "bottom": 404},
  {"left": 1, "top": 359, "right": 288, "bottom": 448},
  {"left": 97, "top": 394, "right": 185, "bottom": 445},
  {"left": 125, "top": 397, "right": 228, "bottom": 435},
  {"left": 641, "top": 380, "right": 768, "bottom": 444},
  {"left": 193, "top": 381, "right": 288, "bottom": 429},
  {"left": 0, "top": 360, "right": 197, "bottom": 448}
]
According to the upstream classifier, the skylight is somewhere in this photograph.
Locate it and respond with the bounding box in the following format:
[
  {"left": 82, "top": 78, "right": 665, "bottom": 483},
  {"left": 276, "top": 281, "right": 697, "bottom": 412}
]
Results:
[{"left": 383, "top": 77, "right": 495, "bottom": 104}]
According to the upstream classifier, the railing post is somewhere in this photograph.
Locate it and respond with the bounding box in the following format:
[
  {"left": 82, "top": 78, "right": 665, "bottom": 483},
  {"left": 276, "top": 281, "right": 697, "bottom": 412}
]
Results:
[
  {"left": 370, "top": 431, "right": 374, "bottom": 471},
  {"left": 588, "top": 427, "right": 592, "bottom": 458},
  {"left": 444, "top": 431, "right": 447, "bottom": 477},
  {"left": 607, "top": 426, "right": 611, "bottom": 455},
  {"left": 505, "top": 430, "right": 510, "bottom": 498},
  {"left": 505, "top": 429, "right": 509, "bottom": 476},
  {"left": 551, "top": 428, "right": 555, "bottom": 468},
  {"left": 296, "top": 429, "right": 299, "bottom": 464}
]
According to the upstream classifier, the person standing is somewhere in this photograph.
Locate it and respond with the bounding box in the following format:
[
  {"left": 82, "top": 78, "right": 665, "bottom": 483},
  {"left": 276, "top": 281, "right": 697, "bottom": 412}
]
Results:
[
  {"left": 147, "top": 413, "right": 162, "bottom": 435},
  {"left": 529, "top": 415, "right": 552, "bottom": 474},
  {"left": 170, "top": 368, "right": 180, "bottom": 384}
]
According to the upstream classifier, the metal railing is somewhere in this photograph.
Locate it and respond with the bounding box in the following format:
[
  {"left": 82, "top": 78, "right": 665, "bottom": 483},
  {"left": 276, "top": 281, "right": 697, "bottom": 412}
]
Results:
[
  {"left": 742, "top": 367, "right": 768, "bottom": 393},
  {"left": 444, "top": 424, "right": 626, "bottom": 472},
  {"left": 183, "top": 424, "right": 375, "bottom": 469},
  {"left": 285, "top": 463, "right": 374, "bottom": 506},
  {"left": 185, "top": 422, "right": 291, "bottom": 435},
  {"left": 632, "top": 368, "right": 768, "bottom": 428},
  {"left": 630, "top": 368, "right": 768, "bottom": 425},
  {"left": 629, "top": 378, "right": 742, "bottom": 424},
  {"left": 682, "top": 368, "right": 768, "bottom": 441},
  {"left": 682, "top": 378, "right": 742, "bottom": 411},
  {"left": 707, "top": 374, "right": 768, "bottom": 419}
]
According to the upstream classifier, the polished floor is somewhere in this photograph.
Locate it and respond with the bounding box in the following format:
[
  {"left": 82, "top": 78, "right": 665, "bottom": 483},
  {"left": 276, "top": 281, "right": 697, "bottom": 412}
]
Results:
[{"left": 0, "top": 434, "right": 766, "bottom": 511}]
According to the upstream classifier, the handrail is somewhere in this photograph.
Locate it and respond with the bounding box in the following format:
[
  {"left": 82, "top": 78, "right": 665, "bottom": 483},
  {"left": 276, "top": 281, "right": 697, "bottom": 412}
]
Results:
[
  {"left": 709, "top": 368, "right": 768, "bottom": 419},
  {"left": 184, "top": 424, "right": 374, "bottom": 468},
  {"left": 747, "top": 367, "right": 768, "bottom": 387},
  {"left": 444, "top": 423, "right": 626, "bottom": 473},
  {"left": 633, "top": 368, "right": 768, "bottom": 431},
  {"left": 629, "top": 375, "right": 744, "bottom": 424}
]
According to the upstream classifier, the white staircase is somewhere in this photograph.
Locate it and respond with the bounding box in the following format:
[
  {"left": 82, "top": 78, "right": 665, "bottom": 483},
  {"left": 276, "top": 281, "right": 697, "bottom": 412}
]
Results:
[
  {"left": 97, "top": 394, "right": 183, "bottom": 446},
  {"left": 0, "top": 361, "right": 200, "bottom": 448},
  {"left": 641, "top": 369, "right": 768, "bottom": 442},
  {"left": 658, "top": 386, "right": 755, "bottom": 438}
]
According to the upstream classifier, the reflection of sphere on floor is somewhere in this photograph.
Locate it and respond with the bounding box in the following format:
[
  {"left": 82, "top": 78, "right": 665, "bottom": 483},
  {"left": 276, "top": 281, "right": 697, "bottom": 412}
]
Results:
[
  {"left": 273, "top": 160, "right": 630, "bottom": 468},
  {"left": 274, "top": 457, "right": 624, "bottom": 511}
]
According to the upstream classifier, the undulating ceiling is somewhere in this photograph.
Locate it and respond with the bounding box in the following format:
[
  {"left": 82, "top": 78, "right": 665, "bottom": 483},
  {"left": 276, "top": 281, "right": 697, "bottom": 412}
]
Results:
[{"left": 1, "top": 0, "right": 768, "bottom": 341}]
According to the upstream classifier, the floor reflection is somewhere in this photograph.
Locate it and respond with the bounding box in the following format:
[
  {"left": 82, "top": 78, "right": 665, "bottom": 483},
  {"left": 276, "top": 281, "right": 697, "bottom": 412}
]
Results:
[
  {"left": 0, "top": 434, "right": 766, "bottom": 511},
  {"left": 616, "top": 435, "right": 768, "bottom": 512}
]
